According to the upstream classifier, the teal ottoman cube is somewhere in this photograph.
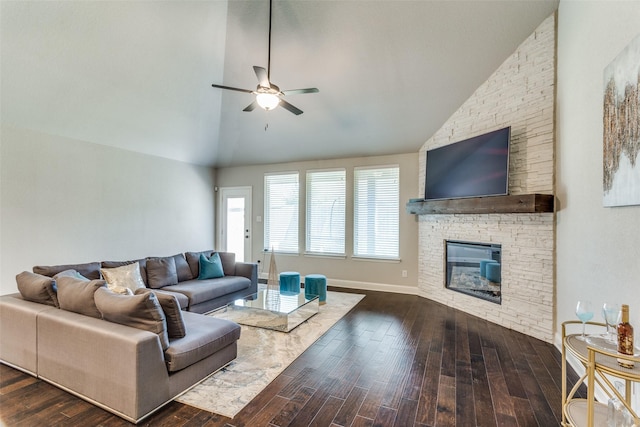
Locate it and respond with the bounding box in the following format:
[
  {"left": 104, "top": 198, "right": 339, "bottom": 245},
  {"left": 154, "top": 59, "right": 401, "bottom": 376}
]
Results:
[
  {"left": 279, "top": 271, "right": 301, "bottom": 295},
  {"left": 479, "top": 259, "right": 498, "bottom": 278},
  {"left": 486, "top": 263, "right": 501, "bottom": 283},
  {"left": 304, "top": 274, "right": 327, "bottom": 305}
]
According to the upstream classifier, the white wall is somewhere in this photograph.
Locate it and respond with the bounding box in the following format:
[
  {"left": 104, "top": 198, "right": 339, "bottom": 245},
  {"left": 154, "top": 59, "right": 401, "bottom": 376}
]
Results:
[
  {"left": 556, "top": 2, "right": 640, "bottom": 345},
  {"left": 215, "top": 153, "right": 419, "bottom": 293},
  {"left": 0, "top": 125, "right": 216, "bottom": 295}
]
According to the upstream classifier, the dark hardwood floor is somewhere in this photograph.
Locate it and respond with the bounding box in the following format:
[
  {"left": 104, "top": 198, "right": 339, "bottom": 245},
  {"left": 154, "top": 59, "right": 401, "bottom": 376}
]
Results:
[{"left": 0, "top": 289, "right": 585, "bottom": 426}]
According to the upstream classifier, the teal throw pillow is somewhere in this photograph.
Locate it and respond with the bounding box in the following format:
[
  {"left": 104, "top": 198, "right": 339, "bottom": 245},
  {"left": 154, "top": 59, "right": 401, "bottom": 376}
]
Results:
[{"left": 198, "top": 253, "right": 225, "bottom": 280}]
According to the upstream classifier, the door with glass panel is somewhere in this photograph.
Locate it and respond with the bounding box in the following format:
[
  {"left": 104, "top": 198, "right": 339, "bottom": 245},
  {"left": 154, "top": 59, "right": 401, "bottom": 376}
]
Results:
[{"left": 218, "top": 187, "right": 252, "bottom": 262}]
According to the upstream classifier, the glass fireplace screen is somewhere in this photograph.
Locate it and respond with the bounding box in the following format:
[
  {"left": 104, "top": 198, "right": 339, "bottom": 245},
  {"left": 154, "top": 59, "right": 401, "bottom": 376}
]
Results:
[{"left": 445, "top": 240, "right": 501, "bottom": 304}]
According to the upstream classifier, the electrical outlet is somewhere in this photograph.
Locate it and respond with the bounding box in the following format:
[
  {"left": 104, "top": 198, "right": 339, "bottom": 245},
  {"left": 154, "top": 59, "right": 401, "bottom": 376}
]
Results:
[{"left": 401, "top": 270, "right": 408, "bottom": 278}]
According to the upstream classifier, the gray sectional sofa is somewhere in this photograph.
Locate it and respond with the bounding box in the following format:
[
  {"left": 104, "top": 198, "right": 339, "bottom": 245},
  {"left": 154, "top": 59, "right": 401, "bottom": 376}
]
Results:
[{"left": 0, "top": 250, "right": 258, "bottom": 423}]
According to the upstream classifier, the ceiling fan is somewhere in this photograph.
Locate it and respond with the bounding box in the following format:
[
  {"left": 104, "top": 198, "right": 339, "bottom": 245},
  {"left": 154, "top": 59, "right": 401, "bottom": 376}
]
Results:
[{"left": 211, "top": 0, "right": 319, "bottom": 115}]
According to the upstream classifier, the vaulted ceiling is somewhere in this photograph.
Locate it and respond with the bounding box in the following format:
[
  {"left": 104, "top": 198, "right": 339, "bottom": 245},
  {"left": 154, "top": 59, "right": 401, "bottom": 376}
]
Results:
[{"left": 1, "top": 1, "right": 559, "bottom": 167}]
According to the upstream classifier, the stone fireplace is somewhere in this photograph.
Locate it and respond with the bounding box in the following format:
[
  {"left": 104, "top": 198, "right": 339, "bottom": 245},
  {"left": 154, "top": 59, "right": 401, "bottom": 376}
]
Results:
[{"left": 415, "top": 14, "right": 556, "bottom": 343}]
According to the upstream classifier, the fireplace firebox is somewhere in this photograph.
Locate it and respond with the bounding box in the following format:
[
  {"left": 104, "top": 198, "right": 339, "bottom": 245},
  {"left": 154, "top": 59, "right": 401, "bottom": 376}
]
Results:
[{"left": 445, "top": 240, "right": 501, "bottom": 304}]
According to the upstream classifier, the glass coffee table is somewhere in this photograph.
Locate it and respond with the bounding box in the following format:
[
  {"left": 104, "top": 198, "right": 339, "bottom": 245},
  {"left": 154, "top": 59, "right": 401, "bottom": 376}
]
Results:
[{"left": 212, "top": 288, "right": 319, "bottom": 332}]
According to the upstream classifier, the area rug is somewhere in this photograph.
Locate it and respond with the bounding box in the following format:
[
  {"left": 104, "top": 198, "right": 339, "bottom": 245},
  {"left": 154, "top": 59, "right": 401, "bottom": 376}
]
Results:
[{"left": 175, "top": 290, "right": 365, "bottom": 418}]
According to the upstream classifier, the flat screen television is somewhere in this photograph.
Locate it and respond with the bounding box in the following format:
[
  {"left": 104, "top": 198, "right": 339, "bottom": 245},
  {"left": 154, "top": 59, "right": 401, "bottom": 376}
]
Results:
[{"left": 425, "top": 126, "right": 510, "bottom": 200}]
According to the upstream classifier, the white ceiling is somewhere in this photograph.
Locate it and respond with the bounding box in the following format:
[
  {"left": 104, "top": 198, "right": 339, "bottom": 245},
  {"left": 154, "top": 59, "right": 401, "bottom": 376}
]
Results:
[{"left": 1, "top": 0, "right": 559, "bottom": 168}]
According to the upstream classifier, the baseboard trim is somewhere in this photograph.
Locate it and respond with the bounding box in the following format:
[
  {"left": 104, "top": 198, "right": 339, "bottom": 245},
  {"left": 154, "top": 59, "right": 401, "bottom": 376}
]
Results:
[
  {"left": 258, "top": 273, "right": 418, "bottom": 295},
  {"left": 326, "top": 278, "right": 418, "bottom": 295}
]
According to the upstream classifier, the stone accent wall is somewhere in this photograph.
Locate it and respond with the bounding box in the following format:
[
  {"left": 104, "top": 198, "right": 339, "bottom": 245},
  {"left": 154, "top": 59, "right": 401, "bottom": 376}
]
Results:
[{"left": 418, "top": 14, "right": 556, "bottom": 343}]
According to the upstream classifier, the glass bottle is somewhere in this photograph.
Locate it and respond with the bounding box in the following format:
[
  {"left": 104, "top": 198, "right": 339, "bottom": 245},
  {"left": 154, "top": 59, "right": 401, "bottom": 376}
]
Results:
[{"left": 617, "top": 304, "right": 634, "bottom": 369}]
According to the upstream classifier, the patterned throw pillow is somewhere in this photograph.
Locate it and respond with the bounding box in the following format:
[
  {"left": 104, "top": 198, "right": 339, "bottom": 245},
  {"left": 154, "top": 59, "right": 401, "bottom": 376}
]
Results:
[{"left": 101, "top": 262, "right": 146, "bottom": 293}]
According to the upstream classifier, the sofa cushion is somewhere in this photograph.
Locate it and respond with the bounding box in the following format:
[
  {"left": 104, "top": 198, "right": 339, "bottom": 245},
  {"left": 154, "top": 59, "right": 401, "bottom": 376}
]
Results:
[
  {"left": 95, "top": 287, "right": 170, "bottom": 350},
  {"left": 135, "top": 288, "right": 186, "bottom": 338},
  {"left": 185, "top": 250, "right": 214, "bottom": 279},
  {"left": 161, "top": 277, "right": 251, "bottom": 306},
  {"left": 217, "top": 252, "right": 236, "bottom": 276},
  {"left": 146, "top": 257, "right": 178, "bottom": 289},
  {"left": 56, "top": 276, "right": 106, "bottom": 318},
  {"left": 101, "top": 259, "right": 148, "bottom": 285},
  {"left": 198, "top": 253, "right": 225, "bottom": 280},
  {"left": 16, "top": 271, "right": 59, "bottom": 308},
  {"left": 164, "top": 311, "right": 240, "bottom": 372},
  {"left": 101, "top": 262, "right": 146, "bottom": 294},
  {"left": 33, "top": 262, "right": 101, "bottom": 280},
  {"left": 172, "top": 254, "right": 193, "bottom": 282}
]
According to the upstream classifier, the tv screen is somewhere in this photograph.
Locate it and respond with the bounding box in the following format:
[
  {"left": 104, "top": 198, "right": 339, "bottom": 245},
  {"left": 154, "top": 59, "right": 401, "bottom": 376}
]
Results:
[{"left": 425, "top": 127, "right": 510, "bottom": 200}]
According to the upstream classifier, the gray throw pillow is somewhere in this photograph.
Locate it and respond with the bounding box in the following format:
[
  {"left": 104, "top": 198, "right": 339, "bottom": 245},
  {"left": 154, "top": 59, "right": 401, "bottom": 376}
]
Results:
[
  {"left": 217, "top": 252, "right": 236, "bottom": 276},
  {"left": 95, "top": 287, "right": 169, "bottom": 350},
  {"left": 16, "top": 271, "right": 59, "bottom": 308},
  {"left": 171, "top": 254, "right": 193, "bottom": 282},
  {"left": 56, "top": 276, "right": 106, "bottom": 318},
  {"left": 146, "top": 257, "right": 178, "bottom": 289},
  {"left": 135, "top": 288, "right": 186, "bottom": 338}
]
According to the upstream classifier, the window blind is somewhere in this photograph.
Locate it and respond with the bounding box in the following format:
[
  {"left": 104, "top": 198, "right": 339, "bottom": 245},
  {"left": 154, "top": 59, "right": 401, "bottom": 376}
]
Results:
[
  {"left": 306, "top": 169, "right": 346, "bottom": 254},
  {"left": 354, "top": 166, "right": 400, "bottom": 259},
  {"left": 264, "top": 173, "right": 299, "bottom": 253}
]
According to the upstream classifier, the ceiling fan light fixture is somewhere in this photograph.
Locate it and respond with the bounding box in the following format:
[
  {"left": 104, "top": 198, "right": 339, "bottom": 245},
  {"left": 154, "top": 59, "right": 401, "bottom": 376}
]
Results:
[{"left": 256, "top": 93, "right": 280, "bottom": 110}]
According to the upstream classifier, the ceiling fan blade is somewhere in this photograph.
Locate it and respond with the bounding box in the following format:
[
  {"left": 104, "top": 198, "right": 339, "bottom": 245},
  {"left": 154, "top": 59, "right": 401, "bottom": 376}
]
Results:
[
  {"left": 282, "top": 88, "right": 319, "bottom": 96},
  {"left": 211, "top": 84, "right": 253, "bottom": 94},
  {"left": 253, "top": 66, "right": 270, "bottom": 88},
  {"left": 279, "top": 99, "right": 303, "bottom": 115},
  {"left": 243, "top": 101, "right": 258, "bottom": 112}
]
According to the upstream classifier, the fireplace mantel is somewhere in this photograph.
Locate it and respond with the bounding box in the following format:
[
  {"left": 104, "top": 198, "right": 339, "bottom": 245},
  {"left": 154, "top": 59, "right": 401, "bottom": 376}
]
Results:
[{"left": 406, "top": 193, "right": 554, "bottom": 215}]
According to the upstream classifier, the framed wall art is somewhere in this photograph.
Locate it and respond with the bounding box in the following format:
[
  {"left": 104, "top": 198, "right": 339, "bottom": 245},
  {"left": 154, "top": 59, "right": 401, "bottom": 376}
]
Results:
[{"left": 603, "top": 33, "right": 640, "bottom": 207}]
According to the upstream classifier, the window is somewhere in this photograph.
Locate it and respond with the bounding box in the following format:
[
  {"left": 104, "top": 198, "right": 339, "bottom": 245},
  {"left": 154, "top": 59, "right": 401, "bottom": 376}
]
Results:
[
  {"left": 354, "top": 166, "right": 399, "bottom": 259},
  {"left": 306, "top": 169, "right": 346, "bottom": 255},
  {"left": 264, "top": 173, "right": 299, "bottom": 253}
]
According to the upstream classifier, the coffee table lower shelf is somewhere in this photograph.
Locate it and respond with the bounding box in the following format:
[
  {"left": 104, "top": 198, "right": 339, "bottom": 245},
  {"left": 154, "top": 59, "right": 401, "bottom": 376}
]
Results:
[{"left": 564, "top": 397, "right": 608, "bottom": 426}]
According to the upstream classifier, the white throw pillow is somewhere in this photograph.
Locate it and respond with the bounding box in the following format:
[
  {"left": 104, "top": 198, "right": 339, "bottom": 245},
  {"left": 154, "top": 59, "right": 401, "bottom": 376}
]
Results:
[{"left": 101, "top": 262, "right": 146, "bottom": 293}]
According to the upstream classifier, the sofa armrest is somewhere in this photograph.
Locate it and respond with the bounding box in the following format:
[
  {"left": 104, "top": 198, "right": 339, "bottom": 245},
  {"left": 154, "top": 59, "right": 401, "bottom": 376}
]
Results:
[
  {"left": 235, "top": 262, "right": 257, "bottom": 285},
  {"left": 36, "top": 308, "right": 170, "bottom": 422}
]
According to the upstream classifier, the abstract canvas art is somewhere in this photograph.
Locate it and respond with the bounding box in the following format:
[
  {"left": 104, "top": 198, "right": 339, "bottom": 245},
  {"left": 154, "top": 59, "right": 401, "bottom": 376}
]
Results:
[{"left": 603, "top": 33, "right": 640, "bottom": 207}]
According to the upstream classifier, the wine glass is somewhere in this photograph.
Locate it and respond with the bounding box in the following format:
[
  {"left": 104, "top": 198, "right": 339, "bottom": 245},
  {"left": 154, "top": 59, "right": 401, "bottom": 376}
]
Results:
[
  {"left": 576, "top": 300, "right": 594, "bottom": 341},
  {"left": 602, "top": 302, "right": 621, "bottom": 343}
]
